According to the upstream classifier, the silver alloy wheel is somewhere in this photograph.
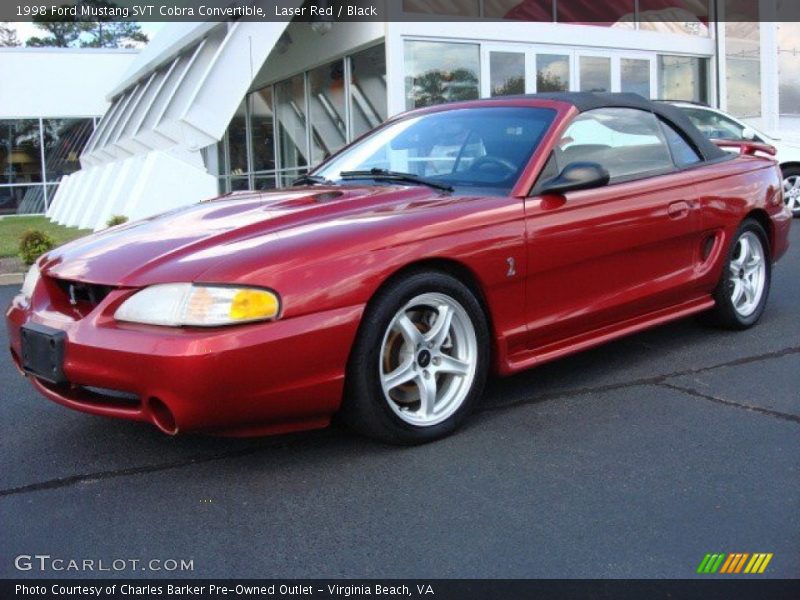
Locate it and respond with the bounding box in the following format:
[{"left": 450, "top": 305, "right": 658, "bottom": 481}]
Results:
[
  {"left": 729, "top": 231, "right": 767, "bottom": 318},
  {"left": 379, "top": 292, "right": 478, "bottom": 427},
  {"left": 785, "top": 175, "right": 800, "bottom": 214}
]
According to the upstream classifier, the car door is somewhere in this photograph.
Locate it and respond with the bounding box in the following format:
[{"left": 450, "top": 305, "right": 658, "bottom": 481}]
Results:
[{"left": 523, "top": 107, "right": 704, "bottom": 351}]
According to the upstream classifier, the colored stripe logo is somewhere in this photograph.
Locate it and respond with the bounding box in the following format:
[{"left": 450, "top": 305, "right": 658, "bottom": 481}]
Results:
[{"left": 697, "top": 553, "right": 773, "bottom": 574}]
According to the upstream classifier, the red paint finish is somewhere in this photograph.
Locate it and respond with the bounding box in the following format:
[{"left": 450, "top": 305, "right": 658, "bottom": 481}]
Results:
[{"left": 5, "top": 97, "right": 791, "bottom": 436}]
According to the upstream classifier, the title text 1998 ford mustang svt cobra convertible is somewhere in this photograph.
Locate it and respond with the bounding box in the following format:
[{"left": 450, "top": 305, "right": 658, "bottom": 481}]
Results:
[{"left": 5, "top": 93, "right": 791, "bottom": 444}]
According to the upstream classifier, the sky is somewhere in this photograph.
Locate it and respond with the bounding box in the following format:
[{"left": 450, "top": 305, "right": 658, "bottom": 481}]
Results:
[{"left": 9, "top": 21, "right": 165, "bottom": 46}]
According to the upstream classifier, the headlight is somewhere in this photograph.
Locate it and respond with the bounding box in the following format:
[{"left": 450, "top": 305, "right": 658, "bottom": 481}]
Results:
[
  {"left": 114, "top": 284, "right": 280, "bottom": 327},
  {"left": 20, "top": 264, "right": 40, "bottom": 300}
]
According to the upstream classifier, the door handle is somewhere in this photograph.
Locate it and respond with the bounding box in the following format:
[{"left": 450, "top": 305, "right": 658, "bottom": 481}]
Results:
[{"left": 668, "top": 201, "right": 691, "bottom": 219}]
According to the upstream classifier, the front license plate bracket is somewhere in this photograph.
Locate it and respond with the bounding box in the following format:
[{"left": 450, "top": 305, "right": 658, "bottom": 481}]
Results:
[{"left": 20, "top": 323, "right": 67, "bottom": 385}]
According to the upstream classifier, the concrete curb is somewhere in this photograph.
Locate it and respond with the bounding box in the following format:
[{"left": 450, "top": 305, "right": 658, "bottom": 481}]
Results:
[{"left": 0, "top": 273, "right": 23, "bottom": 286}]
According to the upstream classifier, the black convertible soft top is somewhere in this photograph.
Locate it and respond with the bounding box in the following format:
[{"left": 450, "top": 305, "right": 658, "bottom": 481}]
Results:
[{"left": 514, "top": 92, "right": 728, "bottom": 162}]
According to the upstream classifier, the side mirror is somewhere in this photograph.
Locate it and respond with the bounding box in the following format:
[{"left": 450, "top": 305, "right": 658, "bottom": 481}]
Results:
[
  {"left": 742, "top": 127, "right": 757, "bottom": 141},
  {"left": 538, "top": 161, "right": 610, "bottom": 195}
]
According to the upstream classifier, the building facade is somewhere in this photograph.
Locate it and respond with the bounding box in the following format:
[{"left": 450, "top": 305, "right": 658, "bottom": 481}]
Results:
[
  {"left": 43, "top": 0, "right": 800, "bottom": 229},
  {"left": 0, "top": 47, "right": 138, "bottom": 216}
]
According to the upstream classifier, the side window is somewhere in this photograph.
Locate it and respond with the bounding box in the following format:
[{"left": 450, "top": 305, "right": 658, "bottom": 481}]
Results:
[
  {"left": 556, "top": 108, "right": 674, "bottom": 181},
  {"left": 659, "top": 120, "right": 703, "bottom": 168},
  {"left": 684, "top": 108, "right": 745, "bottom": 140}
]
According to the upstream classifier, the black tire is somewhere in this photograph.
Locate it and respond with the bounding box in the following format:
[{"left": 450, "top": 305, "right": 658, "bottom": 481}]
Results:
[
  {"left": 341, "top": 270, "right": 489, "bottom": 445},
  {"left": 782, "top": 165, "right": 800, "bottom": 218},
  {"left": 709, "top": 218, "right": 771, "bottom": 330}
]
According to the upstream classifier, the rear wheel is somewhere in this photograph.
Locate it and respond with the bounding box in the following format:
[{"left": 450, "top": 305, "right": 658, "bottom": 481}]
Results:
[
  {"left": 782, "top": 166, "right": 800, "bottom": 217},
  {"left": 342, "top": 271, "right": 489, "bottom": 444},
  {"left": 709, "top": 219, "right": 771, "bottom": 329}
]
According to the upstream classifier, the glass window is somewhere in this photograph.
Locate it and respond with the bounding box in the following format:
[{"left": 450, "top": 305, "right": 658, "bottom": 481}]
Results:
[
  {"left": 558, "top": 0, "right": 635, "bottom": 27},
  {"left": 778, "top": 21, "right": 800, "bottom": 116},
  {"left": 621, "top": 59, "right": 651, "bottom": 98},
  {"left": 1, "top": 119, "right": 42, "bottom": 186},
  {"left": 725, "top": 18, "right": 761, "bottom": 118},
  {"left": 42, "top": 118, "right": 94, "bottom": 183},
  {"left": 679, "top": 107, "right": 748, "bottom": 140},
  {"left": 309, "top": 60, "right": 347, "bottom": 164},
  {"left": 638, "top": 0, "right": 711, "bottom": 36},
  {"left": 537, "top": 54, "right": 570, "bottom": 92},
  {"left": 489, "top": 51, "right": 526, "bottom": 97},
  {"left": 276, "top": 74, "right": 309, "bottom": 171},
  {"left": 351, "top": 45, "right": 388, "bottom": 139},
  {"left": 658, "top": 56, "right": 708, "bottom": 103},
  {"left": 253, "top": 174, "right": 276, "bottom": 191},
  {"left": 230, "top": 176, "right": 250, "bottom": 191},
  {"left": 250, "top": 87, "right": 276, "bottom": 172},
  {"left": 404, "top": 41, "right": 480, "bottom": 110},
  {"left": 227, "top": 100, "right": 248, "bottom": 175},
  {"left": 556, "top": 108, "right": 673, "bottom": 181},
  {"left": 580, "top": 56, "right": 611, "bottom": 93},
  {"left": 659, "top": 120, "right": 702, "bottom": 167},
  {"left": 486, "top": 0, "right": 554, "bottom": 21},
  {"left": 402, "top": 0, "right": 479, "bottom": 16},
  {"left": 315, "top": 107, "right": 556, "bottom": 194}
]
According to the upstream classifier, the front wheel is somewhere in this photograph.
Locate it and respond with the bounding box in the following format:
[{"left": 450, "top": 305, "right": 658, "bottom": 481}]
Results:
[
  {"left": 342, "top": 271, "right": 489, "bottom": 444},
  {"left": 783, "top": 166, "right": 800, "bottom": 217},
  {"left": 709, "top": 219, "right": 771, "bottom": 330}
]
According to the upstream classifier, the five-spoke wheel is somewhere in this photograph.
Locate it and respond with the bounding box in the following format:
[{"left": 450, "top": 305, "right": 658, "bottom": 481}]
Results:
[
  {"left": 343, "top": 271, "right": 488, "bottom": 444},
  {"left": 379, "top": 293, "right": 477, "bottom": 427},
  {"left": 783, "top": 168, "right": 800, "bottom": 217},
  {"left": 710, "top": 219, "right": 771, "bottom": 329}
]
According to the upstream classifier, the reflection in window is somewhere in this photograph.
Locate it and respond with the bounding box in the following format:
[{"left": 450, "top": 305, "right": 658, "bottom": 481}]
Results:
[
  {"left": 250, "top": 87, "right": 276, "bottom": 172},
  {"left": 42, "top": 119, "right": 94, "bottom": 183},
  {"left": 402, "top": 0, "right": 479, "bottom": 16},
  {"left": 490, "top": 52, "right": 526, "bottom": 97},
  {"left": 658, "top": 56, "right": 708, "bottom": 103},
  {"left": 276, "top": 75, "right": 309, "bottom": 171},
  {"left": 309, "top": 60, "right": 347, "bottom": 164},
  {"left": 638, "top": 0, "right": 710, "bottom": 36},
  {"left": 1, "top": 119, "right": 42, "bottom": 186},
  {"left": 486, "top": 0, "right": 553, "bottom": 21},
  {"left": 537, "top": 54, "right": 570, "bottom": 92},
  {"left": 725, "top": 7, "right": 761, "bottom": 118},
  {"left": 558, "top": 0, "right": 634, "bottom": 27},
  {"left": 227, "top": 101, "right": 248, "bottom": 175},
  {"left": 351, "top": 45, "right": 388, "bottom": 139},
  {"left": 557, "top": 108, "right": 673, "bottom": 180},
  {"left": 404, "top": 41, "right": 480, "bottom": 110},
  {"left": 580, "top": 56, "right": 610, "bottom": 92},
  {"left": 621, "top": 59, "right": 651, "bottom": 98},
  {"left": 778, "top": 21, "right": 800, "bottom": 115}
]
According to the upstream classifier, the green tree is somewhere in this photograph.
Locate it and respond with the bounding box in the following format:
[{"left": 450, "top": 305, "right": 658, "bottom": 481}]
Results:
[
  {"left": 0, "top": 22, "right": 20, "bottom": 47},
  {"left": 26, "top": 1, "right": 148, "bottom": 48},
  {"left": 80, "top": 0, "right": 148, "bottom": 48}
]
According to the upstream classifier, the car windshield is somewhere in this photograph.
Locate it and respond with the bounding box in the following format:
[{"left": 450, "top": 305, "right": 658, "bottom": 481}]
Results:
[{"left": 314, "top": 107, "right": 556, "bottom": 195}]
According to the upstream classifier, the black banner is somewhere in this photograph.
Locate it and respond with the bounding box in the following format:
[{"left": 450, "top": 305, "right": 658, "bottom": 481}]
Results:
[
  {"left": 3, "top": 580, "right": 800, "bottom": 600},
  {"left": 3, "top": 0, "right": 800, "bottom": 23}
]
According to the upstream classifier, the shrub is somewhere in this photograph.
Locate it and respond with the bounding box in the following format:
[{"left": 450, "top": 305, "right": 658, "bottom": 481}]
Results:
[
  {"left": 19, "top": 230, "right": 55, "bottom": 265},
  {"left": 106, "top": 215, "right": 129, "bottom": 227}
]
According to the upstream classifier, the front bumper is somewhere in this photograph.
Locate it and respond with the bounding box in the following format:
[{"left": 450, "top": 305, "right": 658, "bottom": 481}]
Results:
[{"left": 6, "top": 287, "right": 363, "bottom": 436}]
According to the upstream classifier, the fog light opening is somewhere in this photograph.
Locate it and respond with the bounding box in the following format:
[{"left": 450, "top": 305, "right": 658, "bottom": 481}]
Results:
[{"left": 147, "top": 397, "right": 178, "bottom": 435}]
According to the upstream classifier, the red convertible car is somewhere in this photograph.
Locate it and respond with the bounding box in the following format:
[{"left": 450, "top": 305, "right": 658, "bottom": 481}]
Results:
[{"left": 6, "top": 93, "right": 791, "bottom": 444}]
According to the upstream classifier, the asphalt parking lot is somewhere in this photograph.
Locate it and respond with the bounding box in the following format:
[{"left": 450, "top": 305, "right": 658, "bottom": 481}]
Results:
[{"left": 1, "top": 225, "right": 798, "bottom": 580}]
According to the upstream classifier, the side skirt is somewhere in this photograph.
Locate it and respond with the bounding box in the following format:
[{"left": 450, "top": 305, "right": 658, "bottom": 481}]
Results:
[{"left": 501, "top": 296, "right": 715, "bottom": 376}]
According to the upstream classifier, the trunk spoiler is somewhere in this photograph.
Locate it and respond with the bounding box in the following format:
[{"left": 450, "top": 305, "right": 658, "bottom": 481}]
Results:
[{"left": 711, "top": 139, "right": 778, "bottom": 157}]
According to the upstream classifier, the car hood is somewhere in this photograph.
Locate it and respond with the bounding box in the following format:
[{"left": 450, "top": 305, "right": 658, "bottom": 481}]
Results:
[{"left": 40, "top": 185, "right": 446, "bottom": 287}]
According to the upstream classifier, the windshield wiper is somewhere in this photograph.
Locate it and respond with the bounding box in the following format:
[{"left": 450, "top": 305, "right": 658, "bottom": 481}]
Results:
[
  {"left": 292, "top": 174, "right": 334, "bottom": 187},
  {"left": 339, "top": 168, "right": 454, "bottom": 192}
]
